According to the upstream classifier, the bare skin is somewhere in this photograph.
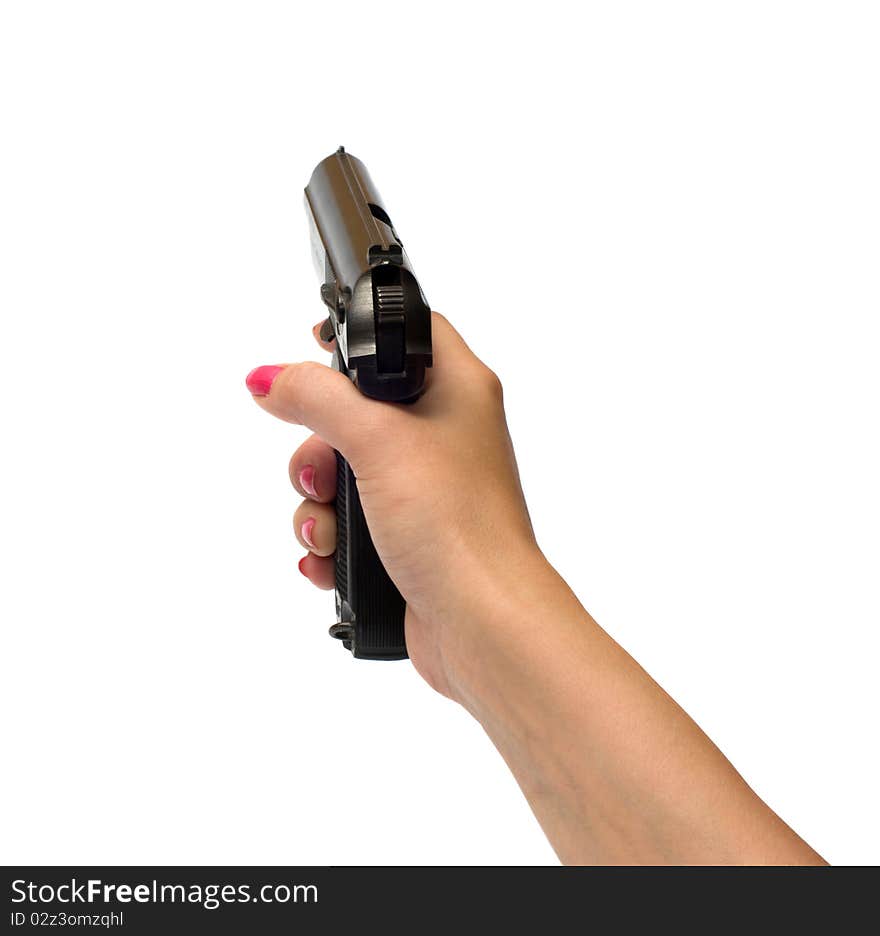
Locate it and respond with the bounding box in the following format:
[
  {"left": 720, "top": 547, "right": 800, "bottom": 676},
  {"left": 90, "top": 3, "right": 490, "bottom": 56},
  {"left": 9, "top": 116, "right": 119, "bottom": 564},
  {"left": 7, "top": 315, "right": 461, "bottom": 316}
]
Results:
[{"left": 247, "top": 312, "right": 825, "bottom": 865}]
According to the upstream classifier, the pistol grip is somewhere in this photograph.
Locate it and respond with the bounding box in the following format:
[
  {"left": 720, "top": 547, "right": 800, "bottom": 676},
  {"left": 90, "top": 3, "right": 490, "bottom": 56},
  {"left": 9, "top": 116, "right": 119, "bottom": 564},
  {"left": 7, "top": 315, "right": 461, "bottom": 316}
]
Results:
[{"left": 331, "top": 450, "right": 407, "bottom": 660}]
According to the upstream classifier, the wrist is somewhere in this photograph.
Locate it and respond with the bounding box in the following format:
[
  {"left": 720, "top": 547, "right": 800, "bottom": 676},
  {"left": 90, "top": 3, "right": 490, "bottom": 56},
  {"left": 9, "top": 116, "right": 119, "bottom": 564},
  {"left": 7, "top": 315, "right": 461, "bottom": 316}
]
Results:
[{"left": 442, "top": 547, "right": 593, "bottom": 717}]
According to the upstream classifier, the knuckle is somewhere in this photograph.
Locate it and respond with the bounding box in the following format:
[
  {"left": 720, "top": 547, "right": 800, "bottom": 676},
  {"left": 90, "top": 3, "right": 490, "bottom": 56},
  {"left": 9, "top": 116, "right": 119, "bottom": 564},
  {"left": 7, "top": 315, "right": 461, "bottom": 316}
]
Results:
[
  {"left": 288, "top": 358, "right": 322, "bottom": 386},
  {"left": 480, "top": 364, "right": 504, "bottom": 401},
  {"left": 295, "top": 360, "right": 325, "bottom": 381}
]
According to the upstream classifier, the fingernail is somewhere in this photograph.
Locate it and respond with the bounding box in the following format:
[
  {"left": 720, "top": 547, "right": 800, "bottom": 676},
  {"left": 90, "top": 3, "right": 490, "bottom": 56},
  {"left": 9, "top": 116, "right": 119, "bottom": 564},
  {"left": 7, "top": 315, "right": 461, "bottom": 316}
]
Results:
[
  {"left": 245, "top": 365, "right": 285, "bottom": 397},
  {"left": 299, "top": 464, "right": 318, "bottom": 498},
  {"left": 298, "top": 556, "right": 308, "bottom": 577},
  {"left": 301, "top": 517, "right": 317, "bottom": 549}
]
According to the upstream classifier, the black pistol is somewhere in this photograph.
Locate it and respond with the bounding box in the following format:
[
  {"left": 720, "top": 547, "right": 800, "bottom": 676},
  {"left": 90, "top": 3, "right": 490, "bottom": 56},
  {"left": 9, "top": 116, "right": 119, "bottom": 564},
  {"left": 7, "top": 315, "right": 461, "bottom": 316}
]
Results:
[{"left": 304, "top": 148, "right": 432, "bottom": 660}]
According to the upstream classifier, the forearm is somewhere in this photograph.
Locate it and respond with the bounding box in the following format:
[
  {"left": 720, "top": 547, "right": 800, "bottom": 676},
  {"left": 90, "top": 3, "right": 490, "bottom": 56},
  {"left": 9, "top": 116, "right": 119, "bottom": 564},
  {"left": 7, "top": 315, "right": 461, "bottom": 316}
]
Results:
[
  {"left": 449, "top": 553, "right": 826, "bottom": 865},
  {"left": 254, "top": 312, "right": 826, "bottom": 864}
]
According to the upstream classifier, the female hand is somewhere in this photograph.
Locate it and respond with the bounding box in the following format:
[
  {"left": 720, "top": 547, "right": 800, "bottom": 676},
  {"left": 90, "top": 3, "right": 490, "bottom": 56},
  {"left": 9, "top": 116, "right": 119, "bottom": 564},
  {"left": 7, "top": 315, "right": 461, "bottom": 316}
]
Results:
[{"left": 246, "top": 311, "right": 542, "bottom": 701}]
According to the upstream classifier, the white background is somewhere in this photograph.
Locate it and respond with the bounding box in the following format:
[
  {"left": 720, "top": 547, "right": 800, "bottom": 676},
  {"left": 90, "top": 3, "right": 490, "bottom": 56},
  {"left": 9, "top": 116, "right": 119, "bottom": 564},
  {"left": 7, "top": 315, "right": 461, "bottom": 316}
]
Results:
[{"left": 1, "top": 1, "right": 878, "bottom": 865}]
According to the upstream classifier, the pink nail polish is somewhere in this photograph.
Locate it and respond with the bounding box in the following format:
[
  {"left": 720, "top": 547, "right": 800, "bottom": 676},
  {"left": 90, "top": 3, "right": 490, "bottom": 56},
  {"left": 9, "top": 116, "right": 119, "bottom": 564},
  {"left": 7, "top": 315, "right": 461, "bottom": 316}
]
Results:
[
  {"left": 245, "top": 364, "right": 285, "bottom": 397},
  {"left": 298, "top": 556, "right": 308, "bottom": 576},
  {"left": 301, "top": 517, "right": 317, "bottom": 549},
  {"left": 299, "top": 464, "right": 318, "bottom": 498}
]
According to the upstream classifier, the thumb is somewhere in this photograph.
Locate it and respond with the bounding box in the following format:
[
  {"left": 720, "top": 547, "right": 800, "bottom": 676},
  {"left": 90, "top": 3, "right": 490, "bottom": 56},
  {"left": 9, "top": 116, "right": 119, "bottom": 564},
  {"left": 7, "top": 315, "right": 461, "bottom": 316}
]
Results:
[{"left": 245, "top": 360, "right": 382, "bottom": 467}]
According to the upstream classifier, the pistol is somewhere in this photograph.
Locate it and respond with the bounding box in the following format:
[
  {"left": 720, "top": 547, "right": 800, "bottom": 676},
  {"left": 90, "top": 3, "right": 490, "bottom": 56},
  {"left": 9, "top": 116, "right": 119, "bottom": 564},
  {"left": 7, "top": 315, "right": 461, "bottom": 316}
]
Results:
[{"left": 304, "top": 148, "right": 432, "bottom": 660}]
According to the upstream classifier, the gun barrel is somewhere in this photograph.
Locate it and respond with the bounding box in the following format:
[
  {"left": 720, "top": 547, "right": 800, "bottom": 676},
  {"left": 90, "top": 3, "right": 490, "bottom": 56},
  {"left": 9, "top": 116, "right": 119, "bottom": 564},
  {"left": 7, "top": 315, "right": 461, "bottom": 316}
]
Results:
[
  {"left": 305, "top": 147, "right": 402, "bottom": 294},
  {"left": 304, "top": 147, "right": 431, "bottom": 403}
]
